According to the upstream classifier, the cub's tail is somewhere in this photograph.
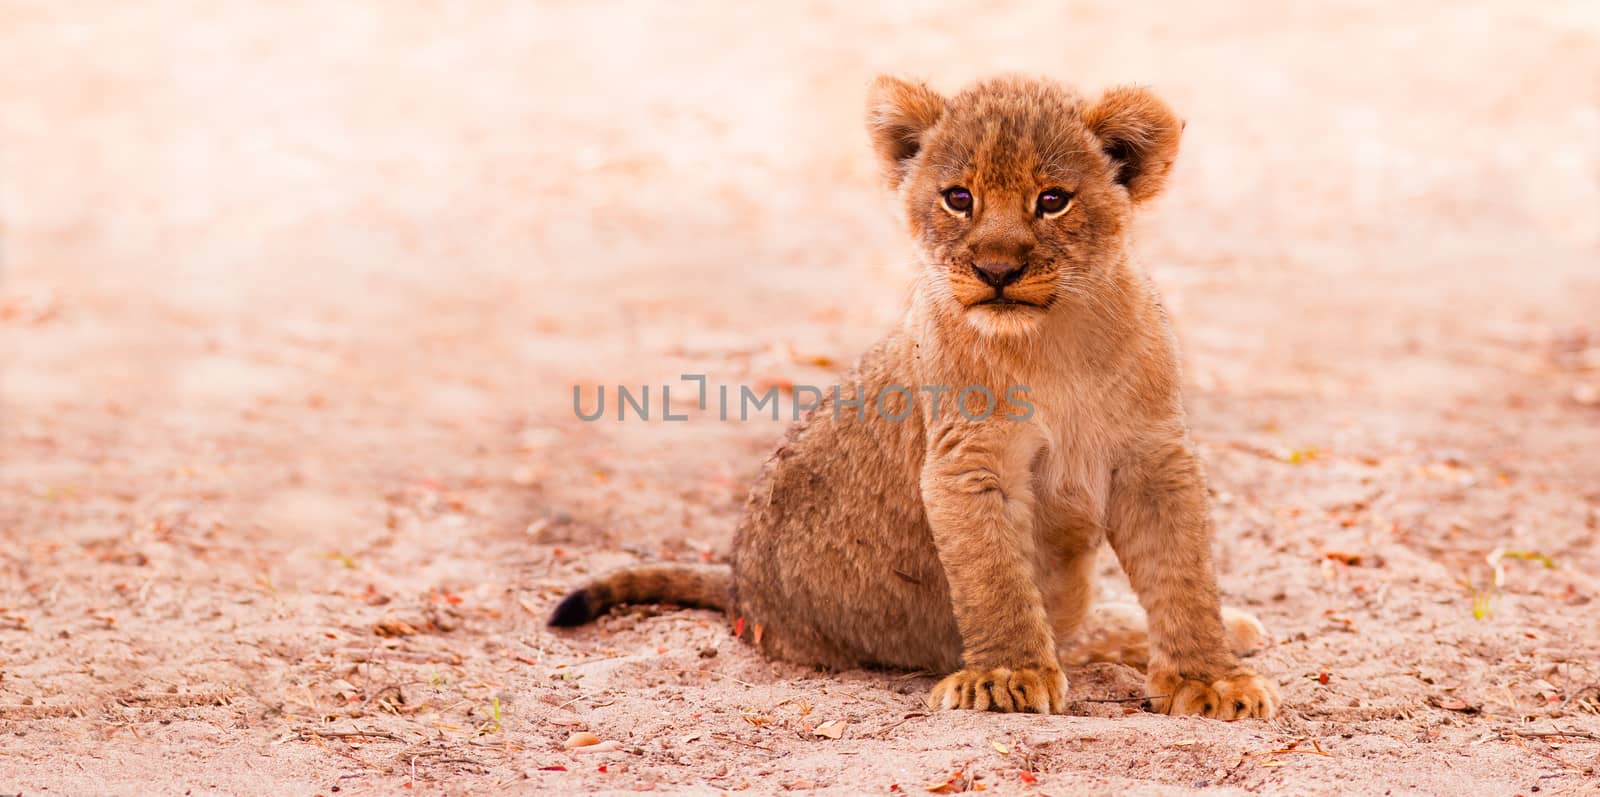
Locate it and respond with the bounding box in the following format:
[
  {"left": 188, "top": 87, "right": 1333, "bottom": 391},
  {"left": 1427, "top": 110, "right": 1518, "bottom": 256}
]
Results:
[{"left": 547, "top": 563, "right": 732, "bottom": 627}]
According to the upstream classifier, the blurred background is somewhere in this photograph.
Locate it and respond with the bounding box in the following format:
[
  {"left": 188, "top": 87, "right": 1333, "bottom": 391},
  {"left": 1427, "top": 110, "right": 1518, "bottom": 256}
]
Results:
[
  {"left": 1, "top": 2, "right": 1597, "bottom": 792},
  {"left": 5, "top": 1, "right": 1595, "bottom": 531}
]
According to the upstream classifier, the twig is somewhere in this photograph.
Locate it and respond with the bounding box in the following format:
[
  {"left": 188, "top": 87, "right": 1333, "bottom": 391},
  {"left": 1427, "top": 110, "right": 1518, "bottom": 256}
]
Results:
[
  {"left": 823, "top": 688, "right": 898, "bottom": 707},
  {"left": 1500, "top": 729, "right": 1600, "bottom": 742},
  {"left": 298, "top": 733, "right": 387, "bottom": 771},
  {"left": 1259, "top": 738, "right": 1334, "bottom": 758},
  {"left": 666, "top": 668, "right": 758, "bottom": 688},
  {"left": 418, "top": 756, "right": 490, "bottom": 771},
  {"left": 709, "top": 732, "right": 780, "bottom": 754},
  {"left": 556, "top": 693, "right": 617, "bottom": 710},
  {"left": 870, "top": 712, "right": 929, "bottom": 738},
  {"left": 552, "top": 653, "right": 628, "bottom": 669},
  {"left": 1232, "top": 738, "right": 1336, "bottom": 770},
  {"left": 362, "top": 681, "right": 424, "bottom": 710},
  {"left": 1561, "top": 681, "right": 1600, "bottom": 710},
  {"left": 296, "top": 728, "right": 406, "bottom": 742},
  {"left": 1500, "top": 731, "right": 1593, "bottom": 773},
  {"left": 1256, "top": 747, "right": 1335, "bottom": 759}
]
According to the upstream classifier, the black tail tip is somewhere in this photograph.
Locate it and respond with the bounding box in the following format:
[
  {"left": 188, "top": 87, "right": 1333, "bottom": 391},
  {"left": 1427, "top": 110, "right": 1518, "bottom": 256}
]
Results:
[{"left": 547, "top": 588, "right": 597, "bottom": 627}]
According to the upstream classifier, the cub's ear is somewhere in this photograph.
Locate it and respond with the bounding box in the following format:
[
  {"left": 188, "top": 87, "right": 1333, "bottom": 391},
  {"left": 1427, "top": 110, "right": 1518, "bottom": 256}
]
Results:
[
  {"left": 1082, "top": 86, "right": 1183, "bottom": 204},
  {"left": 865, "top": 76, "right": 946, "bottom": 191}
]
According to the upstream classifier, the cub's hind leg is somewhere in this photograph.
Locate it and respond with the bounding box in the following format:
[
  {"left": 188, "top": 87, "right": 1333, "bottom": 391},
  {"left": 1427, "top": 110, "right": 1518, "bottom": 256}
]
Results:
[
  {"left": 1033, "top": 516, "right": 1269, "bottom": 674},
  {"left": 1061, "top": 602, "right": 1267, "bottom": 669},
  {"left": 1042, "top": 546, "right": 1097, "bottom": 656}
]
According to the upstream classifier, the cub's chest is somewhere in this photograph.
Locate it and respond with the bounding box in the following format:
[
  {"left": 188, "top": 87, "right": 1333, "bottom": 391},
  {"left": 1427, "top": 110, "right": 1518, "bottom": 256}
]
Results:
[{"left": 1026, "top": 384, "right": 1122, "bottom": 521}]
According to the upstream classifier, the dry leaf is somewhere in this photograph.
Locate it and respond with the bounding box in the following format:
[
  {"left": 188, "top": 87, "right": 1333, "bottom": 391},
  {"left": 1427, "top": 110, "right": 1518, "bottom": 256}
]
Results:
[
  {"left": 786, "top": 343, "right": 836, "bottom": 368},
  {"left": 571, "top": 740, "right": 624, "bottom": 754},
  {"left": 1285, "top": 447, "right": 1321, "bottom": 464},
  {"left": 563, "top": 731, "right": 601, "bottom": 749},
  {"left": 990, "top": 741, "right": 1010, "bottom": 755},
  {"left": 754, "top": 377, "right": 796, "bottom": 395},
  {"left": 1323, "top": 550, "right": 1380, "bottom": 567},
  {"left": 813, "top": 720, "right": 846, "bottom": 739},
  {"left": 373, "top": 619, "right": 418, "bottom": 637}
]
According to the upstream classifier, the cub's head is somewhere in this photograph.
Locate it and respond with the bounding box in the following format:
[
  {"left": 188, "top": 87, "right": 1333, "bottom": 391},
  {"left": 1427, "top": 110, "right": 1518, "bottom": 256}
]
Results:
[{"left": 866, "top": 75, "right": 1181, "bottom": 336}]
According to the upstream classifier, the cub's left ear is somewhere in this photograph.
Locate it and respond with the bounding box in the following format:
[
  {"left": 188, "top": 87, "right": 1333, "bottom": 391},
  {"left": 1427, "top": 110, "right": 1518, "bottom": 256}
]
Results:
[
  {"left": 1082, "top": 86, "right": 1183, "bottom": 204},
  {"left": 865, "top": 75, "right": 946, "bottom": 191}
]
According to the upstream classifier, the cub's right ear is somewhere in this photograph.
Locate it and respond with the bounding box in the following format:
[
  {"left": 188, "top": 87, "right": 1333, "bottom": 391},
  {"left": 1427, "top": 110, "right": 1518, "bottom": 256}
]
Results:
[
  {"left": 865, "top": 76, "right": 946, "bottom": 191},
  {"left": 1082, "top": 86, "right": 1183, "bottom": 204}
]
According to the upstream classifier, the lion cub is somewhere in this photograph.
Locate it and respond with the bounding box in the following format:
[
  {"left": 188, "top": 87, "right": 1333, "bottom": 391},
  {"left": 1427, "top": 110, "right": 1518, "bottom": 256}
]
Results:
[{"left": 551, "top": 74, "right": 1279, "bottom": 720}]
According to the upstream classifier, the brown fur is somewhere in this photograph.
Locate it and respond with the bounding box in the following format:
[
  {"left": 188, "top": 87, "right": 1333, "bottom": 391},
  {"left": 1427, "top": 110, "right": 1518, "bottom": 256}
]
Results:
[{"left": 552, "top": 74, "right": 1279, "bottom": 719}]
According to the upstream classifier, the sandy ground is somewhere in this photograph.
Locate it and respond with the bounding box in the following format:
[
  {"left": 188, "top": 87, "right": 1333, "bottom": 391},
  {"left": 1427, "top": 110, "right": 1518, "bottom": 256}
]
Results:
[{"left": 2, "top": 1, "right": 1599, "bottom": 795}]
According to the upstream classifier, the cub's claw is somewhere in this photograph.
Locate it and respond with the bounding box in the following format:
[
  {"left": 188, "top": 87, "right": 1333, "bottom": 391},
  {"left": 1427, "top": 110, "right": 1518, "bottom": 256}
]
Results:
[
  {"left": 928, "top": 665, "right": 1067, "bottom": 714},
  {"left": 1147, "top": 668, "right": 1279, "bottom": 720}
]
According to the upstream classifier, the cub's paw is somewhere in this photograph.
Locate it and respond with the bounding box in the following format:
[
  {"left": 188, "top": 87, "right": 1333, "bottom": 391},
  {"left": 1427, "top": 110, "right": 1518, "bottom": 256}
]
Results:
[
  {"left": 928, "top": 666, "right": 1067, "bottom": 714},
  {"left": 1147, "top": 668, "right": 1279, "bottom": 720}
]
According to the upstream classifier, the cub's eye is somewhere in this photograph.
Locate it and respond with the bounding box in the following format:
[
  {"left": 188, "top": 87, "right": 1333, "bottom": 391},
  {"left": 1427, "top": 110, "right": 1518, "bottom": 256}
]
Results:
[
  {"left": 1036, "top": 188, "right": 1074, "bottom": 218},
  {"left": 941, "top": 186, "right": 974, "bottom": 215}
]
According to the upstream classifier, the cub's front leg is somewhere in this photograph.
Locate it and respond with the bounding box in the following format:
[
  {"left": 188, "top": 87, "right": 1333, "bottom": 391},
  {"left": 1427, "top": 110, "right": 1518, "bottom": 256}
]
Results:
[
  {"left": 1106, "top": 432, "right": 1279, "bottom": 720},
  {"left": 921, "top": 425, "right": 1066, "bottom": 714}
]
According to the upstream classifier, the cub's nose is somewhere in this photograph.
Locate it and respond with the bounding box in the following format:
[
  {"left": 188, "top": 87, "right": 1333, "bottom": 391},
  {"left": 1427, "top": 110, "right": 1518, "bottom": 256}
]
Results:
[{"left": 973, "top": 260, "right": 1025, "bottom": 288}]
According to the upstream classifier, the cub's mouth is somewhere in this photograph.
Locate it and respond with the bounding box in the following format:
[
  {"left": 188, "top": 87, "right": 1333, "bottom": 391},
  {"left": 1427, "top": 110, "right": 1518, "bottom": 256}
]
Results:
[{"left": 973, "top": 291, "right": 1049, "bottom": 309}]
